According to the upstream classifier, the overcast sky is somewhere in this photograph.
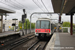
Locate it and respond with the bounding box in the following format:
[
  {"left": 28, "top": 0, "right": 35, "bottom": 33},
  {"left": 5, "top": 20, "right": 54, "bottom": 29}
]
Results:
[{"left": 0, "top": 0, "right": 75, "bottom": 23}]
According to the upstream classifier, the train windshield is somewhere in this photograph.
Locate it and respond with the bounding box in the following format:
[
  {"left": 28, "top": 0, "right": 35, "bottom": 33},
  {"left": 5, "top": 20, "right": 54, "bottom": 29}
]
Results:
[{"left": 36, "top": 20, "right": 50, "bottom": 29}]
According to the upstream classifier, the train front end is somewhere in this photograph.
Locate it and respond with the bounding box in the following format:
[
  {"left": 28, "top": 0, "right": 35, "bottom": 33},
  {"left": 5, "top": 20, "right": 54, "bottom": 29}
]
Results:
[{"left": 35, "top": 20, "right": 51, "bottom": 39}]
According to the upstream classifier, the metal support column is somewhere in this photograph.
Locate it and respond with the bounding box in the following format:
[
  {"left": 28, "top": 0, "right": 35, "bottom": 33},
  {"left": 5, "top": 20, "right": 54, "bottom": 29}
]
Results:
[
  {"left": 30, "top": 14, "right": 32, "bottom": 34},
  {"left": 0, "top": 15, "right": 3, "bottom": 33},
  {"left": 22, "top": 23, "right": 24, "bottom": 35},
  {"left": 15, "top": 20, "right": 16, "bottom": 32},
  {"left": 26, "top": 20, "right": 27, "bottom": 34},
  {"left": 70, "top": 14, "right": 73, "bottom": 35}
]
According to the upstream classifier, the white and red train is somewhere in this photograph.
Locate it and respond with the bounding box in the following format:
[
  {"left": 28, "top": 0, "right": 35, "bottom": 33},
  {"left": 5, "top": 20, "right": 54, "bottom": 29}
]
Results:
[{"left": 35, "top": 18, "right": 56, "bottom": 39}]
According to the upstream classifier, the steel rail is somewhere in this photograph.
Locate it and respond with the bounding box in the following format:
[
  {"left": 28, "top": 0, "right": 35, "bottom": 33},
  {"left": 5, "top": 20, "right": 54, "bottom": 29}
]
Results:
[
  {"left": 27, "top": 40, "right": 40, "bottom": 50},
  {"left": 27, "top": 41, "right": 48, "bottom": 50},
  {"left": 8, "top": 34, "right": 35, "bottom": 50},
  {"left": 34, "top": 44, "right": 41, "bottom": 50},
  {"left": 0, "top": 34, "right": 35, "bottom": 50}
]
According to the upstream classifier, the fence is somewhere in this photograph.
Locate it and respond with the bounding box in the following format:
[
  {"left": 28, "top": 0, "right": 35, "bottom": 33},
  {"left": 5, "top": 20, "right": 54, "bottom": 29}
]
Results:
[
  {"left": 62, "top": 27, "right": 70, "bottom": 33},
  {"left": 19, "top": 29, "right": 35, "bottom": 36}
]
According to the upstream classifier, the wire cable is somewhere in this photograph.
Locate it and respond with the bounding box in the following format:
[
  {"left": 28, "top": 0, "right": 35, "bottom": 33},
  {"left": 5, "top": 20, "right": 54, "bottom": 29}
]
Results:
[
  {"left": 5, "top": 0, "right": 22, "bottom": 9},
  {"left": 2, "top": 0, "right": 28, "bottom": 9},
  {"left": 10, "top": 0, "right": 25, "bottom": 9},
  {"left": 37, "top": 0, "right": 46, "bottom": 12},
  {"left": 32, "top": 0, "right": 44, "bottom": 12},
  {"left": 15, "top": 0, "right": 28, "bottom": 9},
  {"left": 0, "top": 0, "right": 20, "bottom": 9},
  {"left": 40, "top": 0, "right": 52, "bottom": 18},
  {"left": 41, "top": 0, "right": 49, "bottom": 12}
]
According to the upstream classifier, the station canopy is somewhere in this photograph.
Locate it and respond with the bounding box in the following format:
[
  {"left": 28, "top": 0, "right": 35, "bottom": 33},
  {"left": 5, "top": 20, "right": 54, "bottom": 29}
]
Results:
[
  {"left": 51, "top": 0, "right": 75, "bottom": 15},
  {"left": 0, "top": 6, "right": 15, "bottom": 13}
]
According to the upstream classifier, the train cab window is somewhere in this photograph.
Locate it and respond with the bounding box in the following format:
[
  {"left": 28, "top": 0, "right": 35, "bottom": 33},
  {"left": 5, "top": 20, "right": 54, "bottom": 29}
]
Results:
[
  {"left": 41, "top": 21, "right": 50, "bottom": 29},
  {"left": 36, "top": 20, "right": 50, "bottom": 29}
]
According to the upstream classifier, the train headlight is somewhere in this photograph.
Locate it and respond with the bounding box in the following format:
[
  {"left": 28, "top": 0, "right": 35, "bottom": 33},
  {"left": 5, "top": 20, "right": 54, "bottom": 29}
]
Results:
[
  {"left": 47, "top": 30, "right": 49, "bottom": 32},
  {"left": 37, "top": 30, "right": 38, "bottom": 32}
]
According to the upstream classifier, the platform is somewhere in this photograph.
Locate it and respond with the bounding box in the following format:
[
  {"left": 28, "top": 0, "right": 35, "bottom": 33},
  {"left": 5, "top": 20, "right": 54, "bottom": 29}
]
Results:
[
  {"left": 0, "top": 31, "right": 20, "bottom": 38},
  {"left": 45, "top": 32, "right": 75, "bottom": 50}
]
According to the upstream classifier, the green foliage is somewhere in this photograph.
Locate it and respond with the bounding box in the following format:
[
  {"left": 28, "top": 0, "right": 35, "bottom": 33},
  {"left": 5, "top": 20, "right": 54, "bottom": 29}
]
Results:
[
  {"left": 18, "top": 21, "right": 22, "bottom": 30},
  {"left": 10, "top": 26, "right": 14, "bottom": 30},
  {"left": 73, "top": 24, "right": 75, "bottom": 28},
  {"left": 31, "top": 23, "right": 35, "bottom": 29},
  {"left": 24, "top": 19, "right": 30, "bottom": 29},
  {"left": 62, "top": 22, "right": 70, "bottom": 27},
  {"left": 18, "top": 19, "right": 35, "bottom": 30}
]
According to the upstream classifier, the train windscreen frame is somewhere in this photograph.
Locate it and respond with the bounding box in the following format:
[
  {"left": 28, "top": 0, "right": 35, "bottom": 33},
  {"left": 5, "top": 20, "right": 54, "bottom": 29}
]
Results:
[{"left": 36, "top": 20, "right": 50, "bottom": 29}]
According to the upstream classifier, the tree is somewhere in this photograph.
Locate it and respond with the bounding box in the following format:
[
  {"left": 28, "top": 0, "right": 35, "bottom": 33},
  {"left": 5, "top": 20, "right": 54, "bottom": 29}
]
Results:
[
  {"left": 18, "top": 21, "right": 22, "bottom": 30},
  {"left": 24, "top": 19, "right": 30, "bottom": 29},
  {"left": 31, "top": 23, "right": 35, "bottom": 29},
  {"left": 62, "top": 22, "right": 70, "bottom": 27},
  {"left": 18, "top": 19, "right": 35, "bottom": 30}
]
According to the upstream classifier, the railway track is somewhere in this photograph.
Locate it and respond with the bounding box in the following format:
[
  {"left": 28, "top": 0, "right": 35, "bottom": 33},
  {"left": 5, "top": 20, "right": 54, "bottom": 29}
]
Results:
[
  {"left": 0, "top": 34, "right": 20, "bottom": 45},
  {"left": 27, "top": 40, "right": 48, "bottom": 50},
  {"left": 0, "top": 34, "right": 35, "bottom": 50}
]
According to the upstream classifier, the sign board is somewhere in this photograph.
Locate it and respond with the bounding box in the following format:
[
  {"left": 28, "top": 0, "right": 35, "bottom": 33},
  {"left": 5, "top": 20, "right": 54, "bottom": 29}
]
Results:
[
  {"left": 20, "top": 27, "right": 22, "bottom": 28},
  {"left": 12, "top": 23, "right": 15, "bottom": 26},
  {"left": 54, "top": 27, "right": 56, "bottom": 29},
  {"left": 9, "top": 26, "right": 11, "bottom": 28},
  {"left": 59, "top": 27, "right": 61, "bottom": 29}
]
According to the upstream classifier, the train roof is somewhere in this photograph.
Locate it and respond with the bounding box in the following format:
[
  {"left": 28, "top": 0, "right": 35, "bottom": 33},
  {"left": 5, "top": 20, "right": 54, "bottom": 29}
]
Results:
[{"left": 37, "top": 18, "right": 51, "bottom": 21}]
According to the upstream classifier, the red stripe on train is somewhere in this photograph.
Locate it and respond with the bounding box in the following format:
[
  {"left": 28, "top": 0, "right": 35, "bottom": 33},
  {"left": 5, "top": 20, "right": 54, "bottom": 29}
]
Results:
[{"left": 35, "top": 29, "right": 51, "bottom": 33}]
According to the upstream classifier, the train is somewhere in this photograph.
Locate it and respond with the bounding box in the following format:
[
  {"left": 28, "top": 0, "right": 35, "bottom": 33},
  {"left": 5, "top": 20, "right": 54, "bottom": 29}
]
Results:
[{"left": 35, "top": 18, "right": 56, "bottom": 39}]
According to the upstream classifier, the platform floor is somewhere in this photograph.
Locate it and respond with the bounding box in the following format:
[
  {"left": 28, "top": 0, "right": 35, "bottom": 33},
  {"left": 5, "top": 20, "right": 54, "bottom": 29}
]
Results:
[
  {"left": 59, "top": 33, "right": 75, "bottom": 50},
  {"left": 45, "top": 32, "right": 75, "bottom": 50},
  {"left": 0, "top": 31, "right": 20, "bottom": 37}
]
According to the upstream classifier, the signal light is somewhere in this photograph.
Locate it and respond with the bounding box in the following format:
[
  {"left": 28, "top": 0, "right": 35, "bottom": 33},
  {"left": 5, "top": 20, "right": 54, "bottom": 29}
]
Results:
[
  {"left": 36, "top": 30, "right": 38, "bottom": 32},
  {"left": 59, "top": 16, "right": 61, "bottom": 23},
  {"left": 47, "top": 30, "right": 49, "bottom": 32}
]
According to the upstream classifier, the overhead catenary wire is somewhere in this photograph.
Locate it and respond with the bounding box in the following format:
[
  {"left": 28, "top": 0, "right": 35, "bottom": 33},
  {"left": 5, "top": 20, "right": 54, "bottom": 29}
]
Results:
[
  {"left": 9, "top": 0, "right": 25, "bottom": 9},
  {"left": 3, "top": 0, "right": 22, "bottom": 9},
  {"left": 37, "top": 0, "right": 46, "bottom": 12},
  {"left": 41, "top": 0, "right": 52, "bottom": 18},
  {"left": 0, "top": 0, "right": 20, "bottom": 9},
  {"left": 5, "top": 0, "right": 28, "bottom": 9},
  {"left": 5, "top": 0, "right": 22, "bottom": 9},
  {"left": 33, "top": 0, "right": 51, "bottom": 18},
  {"left": 41, "top": 0, "right": 49, "bottom": 12},
  {"left": 32, "top": 0, "right": 44, "bottom": 12},
  {"left": 0, "top": 0, "right": 28, "bottom": 9},
  {"left": 40, "top": 0, "right": 52, "bottom": 18},
  {"left": 15, "top": 0, "right": 28, "bottom": 9}
]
